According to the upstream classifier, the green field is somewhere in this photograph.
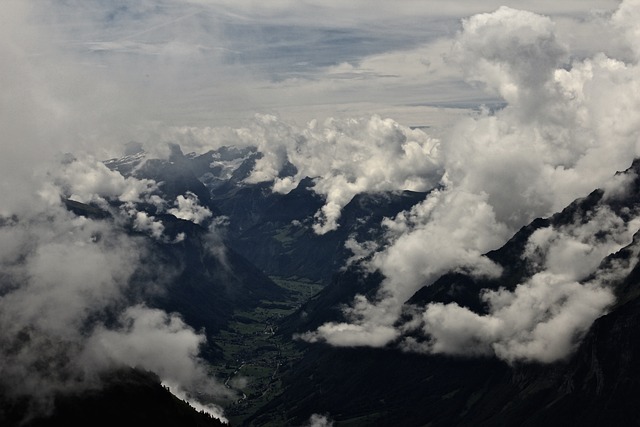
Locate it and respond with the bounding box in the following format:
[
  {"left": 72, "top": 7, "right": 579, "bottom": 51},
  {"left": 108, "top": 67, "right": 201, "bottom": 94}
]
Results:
[{"left": 210, "top": 277, "right": 323, "bottom": 425}]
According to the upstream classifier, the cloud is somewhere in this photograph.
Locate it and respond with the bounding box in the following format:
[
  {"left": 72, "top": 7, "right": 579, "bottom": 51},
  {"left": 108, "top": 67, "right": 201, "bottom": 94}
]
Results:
[
  {"left": 1, "top": 3, "right": 636, "bottom": 418},
  {"left": 451, "top": 6, "right": 567, "bottom": 117},
  {"left": 173, "top": 114, "right": 442, "bottom": 234},
  {"left": 168, "top": 192, "right": 213, "bottom": 225},
  {"left": 0, "top": 207, "right": 135, "bottom": 401},
  {"left": 303, "top": 413, "right": 334, "bottom": 427},
  {"left": 296, "top": 319, "right": 400, "bottom": 348},
  {"left": 131, "top": 210, "right": 166, "bottom": 240},
  {"left": 406, "top": 206, "right": 640, "bottom": 363},
  {"left": 0, "top": 162, "right": 228, "bottom": 420},
  {"left": 406, "top": 277, "right": 614, "bottom": 363},
  {"left": 611, "top": 0, "right": 640, "bottom": 60},
  {"left": 6, "top": 0, "right": 618, "bottom": 132},
  {"left": 299, "top": 189, "right": 507, "bottom": 346},
  {"left": 301, "top": 0, "right": 640, "bottom": 361},
  {"left": 49, "top": 155, "right": 158, "bottom": 206},
  {"left": 82, "top": 305, "right": 230, "bottom": 416},
  {"left": 0, "top": 5, "right": 235, "bottom": 417}
]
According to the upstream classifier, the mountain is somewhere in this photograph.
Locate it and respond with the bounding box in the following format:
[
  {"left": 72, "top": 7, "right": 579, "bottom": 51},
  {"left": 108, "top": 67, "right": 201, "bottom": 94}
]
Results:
[
  {"left": 103, "top": 146, "right": 289, "bottom": 338},
  {"left": 219, "top": 187, "right": 429, "bottom": 283},
  {"left": 25, "top": 147, "right": 640, "bottom": 426},
  {"left": 141, "top": 213, "right": 287, "bottom": 337},
  {"left": 106, "top": 145, "right": 429, "bottom": 284},
  {"left": 247, "top": 159, "right": 640, "bottom": 426},
  {"left": 0, "top": 368, "right": 226, "bottom": 427}
]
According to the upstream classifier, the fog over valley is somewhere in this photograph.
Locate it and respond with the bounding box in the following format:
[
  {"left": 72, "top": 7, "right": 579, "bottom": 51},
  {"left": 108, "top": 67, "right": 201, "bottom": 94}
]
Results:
[{"left": 3, "top": 1, "right": 640, "bottom": 426}]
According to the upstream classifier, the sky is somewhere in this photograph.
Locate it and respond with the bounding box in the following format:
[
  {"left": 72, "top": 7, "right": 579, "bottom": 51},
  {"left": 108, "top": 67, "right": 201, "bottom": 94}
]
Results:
[
  {"left": 4, "top": 0, "right": 621, "bottom": 132},
  {"left": 3, "top": 0, "right": 640, "bottom": 421}
]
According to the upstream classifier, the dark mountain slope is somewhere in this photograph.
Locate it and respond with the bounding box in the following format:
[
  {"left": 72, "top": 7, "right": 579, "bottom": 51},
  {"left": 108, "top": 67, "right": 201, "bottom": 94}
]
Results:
[
  {"left": 0, "top": 369, "right": 226, "bottom": 427},
  {"left": 221, "top": 187, "right": 429, "bottom": 283},
  {"left": 248, "top": 343, "right": 511, "bottom": 426},
  {"left": 143, "top": 214, "right": 286, "bottom": 337},
  {"left": 106, "top": 145, "right": 431, "bottom": 283},
  {"left": 250, "top": 159, "right": 640, "bottom": 426},
  {"left": 62, "top": 199, "right": 286, "bottom": 345}
]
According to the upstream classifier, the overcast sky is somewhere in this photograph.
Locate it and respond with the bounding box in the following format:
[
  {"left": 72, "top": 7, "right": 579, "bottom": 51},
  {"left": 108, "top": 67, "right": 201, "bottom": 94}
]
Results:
[{"left": 7, "top": 0, "right": 620, "bottom": 131}]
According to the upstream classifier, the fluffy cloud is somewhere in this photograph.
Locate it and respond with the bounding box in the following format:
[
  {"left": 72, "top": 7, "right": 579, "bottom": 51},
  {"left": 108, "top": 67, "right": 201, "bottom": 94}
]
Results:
[
  {"left": 168, "top": 192, "right": 213, "bottom": 225},
  {"left": 0, "top": 172, "right": 227, "bottom": 420},
  {"left": 82, "top": 305, "right": 230, "bottom": 418},
  {"left": 132, "top": 210, "right": 166, "bottom": 240},
  {"left": 452, "top": 7, "right": 567, "bottom": 111},
  {"left": 0, "top": 10, "right": 227, "bottom": 412},
  {"left": 407, "top": 277, "right": 614, "bottom": 363},
  {"left": 300, "top": 190, "right": 507, "bottom": 346},
  {"left": 302, "top": 1, "right": 640, "bottom": 362},
  {"left": 1, "top": 2, "right": 637, "bottom": 416},
  {"left": 303, "top": 413, "right": 334, "bottom": 427},
  {"left": 173, "top": 114, "right": 442, "bottom": 234},
  {"left": 296, "top": 319, "right": 400, "bottom": 348},
  {"left": 49, "top": 156, "right": 158, "bottom": 206},
  {"left": 408, "top": 206, "right": 640, "bottom": 363}
]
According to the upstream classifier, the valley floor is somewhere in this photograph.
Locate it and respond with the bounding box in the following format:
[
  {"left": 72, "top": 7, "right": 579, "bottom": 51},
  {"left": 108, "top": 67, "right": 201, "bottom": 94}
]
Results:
[{"left": 209, "top": 277, "right": 323, "bottom": 426}]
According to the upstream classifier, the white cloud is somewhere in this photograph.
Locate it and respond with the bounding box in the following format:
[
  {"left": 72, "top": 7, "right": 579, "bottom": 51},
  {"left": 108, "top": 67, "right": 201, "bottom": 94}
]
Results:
[
  {"left": 82, "top": 305, "right": 230, "bottom": 412},
  {"left": 52, "top": 156, "right": 158, "bottom": 206},
  {"left": 168, "top": 192, "right": 213, "bottom": 224},
  {"left": 1, "top": 1, "right": 637, "bottom": 413},
  {"left": 296, "top": 320, "right": 400, "bottom": 348},
  {"left": 302, "top": 0, "right": 640, "bottom": 361},
  {"left": 410, "top": 205, "right": 640, "bottom": 363},
  {"left": 132, "top": 210, "right": 166, "bottom": 240},
  {"left": 183, "top": 114, "right": 442, "bottom": 234},
  {"left": 452, "top": 7, "right": 567, "bottom": 115},
  {"left": 5, "top": 0, "right": 619, "bottom": 132},
  {"left": 303, "top": 413, "right": 334, "bottom": 427},
  {"left": 0, "top": 172, "right": 226, "bottom": 419},
  {"left": 611, "top": 0, "right": 640, "bottom": 60}
]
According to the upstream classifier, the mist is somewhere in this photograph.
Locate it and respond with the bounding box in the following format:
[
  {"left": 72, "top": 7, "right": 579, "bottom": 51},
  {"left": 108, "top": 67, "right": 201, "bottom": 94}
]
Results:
[
  {"left": 0, "top": 157, "right": 231, "bottom": 420},
  {"left": 2, "top": 0, "right": 639, "bottom": 422},
  {"left": 298, "top": 0, "right": 640, "bottom": 363}
]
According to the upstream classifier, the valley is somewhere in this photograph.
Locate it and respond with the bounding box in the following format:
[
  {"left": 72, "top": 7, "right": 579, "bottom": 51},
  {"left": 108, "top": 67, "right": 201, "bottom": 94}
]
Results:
[
  {"left": 210, "top": 277, "right": 323, "bottom": 426},
  {"left": 6, "top": 2, "right": 640, "bottom": 426}
]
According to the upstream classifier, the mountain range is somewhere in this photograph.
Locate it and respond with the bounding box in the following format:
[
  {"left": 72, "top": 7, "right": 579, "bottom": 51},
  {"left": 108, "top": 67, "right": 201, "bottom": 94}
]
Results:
[{"left": 5, "top": 146, "right": 640, "bottom": 426}]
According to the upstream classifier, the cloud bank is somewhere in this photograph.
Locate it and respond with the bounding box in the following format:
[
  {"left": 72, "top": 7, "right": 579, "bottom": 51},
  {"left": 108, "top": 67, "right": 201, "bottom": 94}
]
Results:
[
  {"left": 166, "top": 113, "right": 442, "bottom": 234},
  {"left": 1, "top": 6, "right": 231, "bottom": 415},
  {"left": 299, "top": 1, "right": 640, "bottom": 363},
  {"left": 0, "top": 157, "right": 229, "bottom": 420}
]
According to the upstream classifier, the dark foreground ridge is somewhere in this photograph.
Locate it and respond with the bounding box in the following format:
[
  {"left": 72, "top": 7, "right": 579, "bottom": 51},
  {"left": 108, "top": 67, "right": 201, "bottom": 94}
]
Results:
[{"left": 0, "top": 369, "right": 226, "bottom": 427}]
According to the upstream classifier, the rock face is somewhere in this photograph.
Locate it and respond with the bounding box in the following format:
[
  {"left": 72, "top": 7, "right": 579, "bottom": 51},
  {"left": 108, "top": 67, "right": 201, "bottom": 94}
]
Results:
[{"left": 526, "top": 296, "right": 640, "bottom": 426}]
